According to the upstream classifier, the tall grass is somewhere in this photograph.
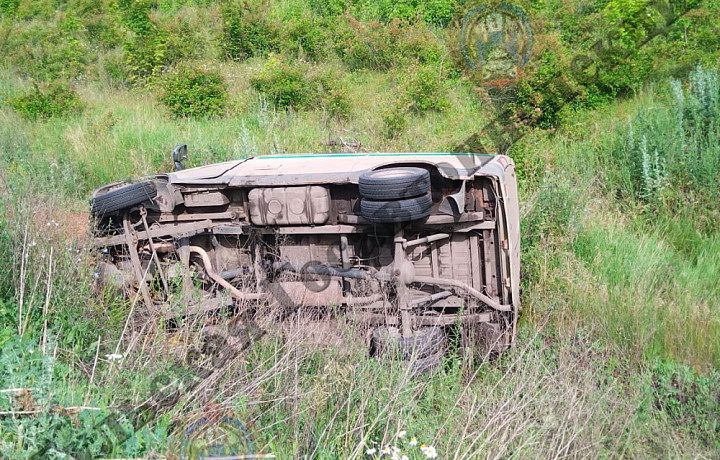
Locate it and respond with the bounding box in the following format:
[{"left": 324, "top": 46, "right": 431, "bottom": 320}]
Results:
[
  {"left": 520, "top": 67, "right": 720, "bottom": 370},
  {"left": 1, "top": 13, "right": 719, "bottom": 457}
]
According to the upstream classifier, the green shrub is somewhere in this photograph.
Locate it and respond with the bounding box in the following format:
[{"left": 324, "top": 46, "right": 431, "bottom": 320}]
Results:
[
  {"left": 1, "top": 15, "right": 90, "bottom": 81},
  {"left": 333, "top": 16, "right": 443, "bottom": 71},
  {"left": 250, "top": 56, "right": 351, "bottom": 117},
  {"left": 221, "top": 0, "right": 280, "bottom": 61},
  {"left": 281, "top": 16, "right": 330, "bottom": 61},
  {"left": 0, "top": 0, "right": 20, "bottom": 17},
  {"left": 309, "top": 0, "right": 346, "bottom": 16},
  {"left": 315, "top": 70, "right": 352, "bottom": 119},
  {"left": 381, "top": 99, "right": 409, "bottom": 138},
  {"left": 159, "top": 66, "right": 227, "bottom": 118},
  {"left": 84, "top": 11, "right": 122, "bottom": 49},
  {"left": 7, "top": 82, "right": 83, "bottom": 120},
  {"left": 377, "top": 0, "right": 456, "bottom": 27},
  {"left": 401, "top": 64, "right": 448, "bottom": 113},
  {"left": 608, "top": 65, "right": 720, "bottom": 208},
  {"left": 250, "top": 55, "right": 312, "bottom": 110},
  {"left": 117, "top": 0, "right": 200, "bottom": 83}
]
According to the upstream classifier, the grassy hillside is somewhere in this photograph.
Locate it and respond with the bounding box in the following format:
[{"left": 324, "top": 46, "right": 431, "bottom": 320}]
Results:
[{"left": 1, "top": 0, "right": 719, "bottom": 458}]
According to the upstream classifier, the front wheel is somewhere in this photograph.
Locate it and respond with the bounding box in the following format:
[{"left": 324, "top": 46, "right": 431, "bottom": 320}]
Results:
[{"left": 90, "top": 181, "right": 157, "bottom": 217}]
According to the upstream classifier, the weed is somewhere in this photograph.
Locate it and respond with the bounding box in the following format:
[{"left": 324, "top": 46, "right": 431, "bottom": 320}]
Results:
[{"left": 650, "top": 360, "right": 720, "bottom": 448}]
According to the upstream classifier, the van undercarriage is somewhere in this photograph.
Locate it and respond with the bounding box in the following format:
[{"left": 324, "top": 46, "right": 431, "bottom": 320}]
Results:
[{"left": 92, "top": 153, "right": 521, "bottom": 369}]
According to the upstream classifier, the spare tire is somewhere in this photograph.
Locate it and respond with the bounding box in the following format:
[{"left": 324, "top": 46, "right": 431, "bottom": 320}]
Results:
[
  {"left": 360, "top": 193, "right": 432, "bottom": 223},
  {"left": 359, "top": 167, "right": 430, "bottom": 200},
  {"left": 91, "top": 181, "right": 157, "bottom": 217}
]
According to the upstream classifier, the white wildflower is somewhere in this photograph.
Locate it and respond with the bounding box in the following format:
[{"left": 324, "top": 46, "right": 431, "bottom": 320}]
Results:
[
  {"left": 401, "top": 456, "right": 409, "bottom": 460},
  {"left": 366, "top": 447, "right": 377, "bottom": 455},
  {"left": 409, "top": 437, "right": 417, "bottom": 446},
  {"left": 380, "top": 446, "right": 391, "bottom": 456},
  {"left": 420, "top": 445, "right": 438, "bottom": 459},
  {"left": 397, "top": 430, "right": 406, "bottom": 439},
  {"left": 105, "top": 353, "right": 122, "bottom": 361}
]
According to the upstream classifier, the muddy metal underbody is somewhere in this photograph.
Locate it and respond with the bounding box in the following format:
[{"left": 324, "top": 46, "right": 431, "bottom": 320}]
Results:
[{"left": 93, "top": 153, "right": 521, "bottom": 351}]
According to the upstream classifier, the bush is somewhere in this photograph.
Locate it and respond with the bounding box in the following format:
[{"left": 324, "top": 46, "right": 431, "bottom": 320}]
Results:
[
  {"left": 381, "top": 99, "right": 409, "bottom": 138},
  {"left": 401, "top": 65, "right": 448, "bottom": 113},
  {"left": 159, "top": 66, "right": 227, "bottom": 118},
  {"left": 221, "top": 0, "right": 280, "bottom": 61},
  {"left": 250, "top": 56, "right": 352, "bottom": 118},
  {"left": 309, "top": 0, "right": 346, "bottom": 17},
  {"left": 281, "top": 16, "right": 330, "bottom": 61},
  {"left": 315, "top": 70, "right": 351, "bottom": 119},
  {"left": 117, "top": 0, "right": 200, "bottom": 83},
  {"left": 7, "top": 82, "right": 83, "bottom": 120},
  {"left": 607, "top": 65, "right": 720, "bottom": 208},
  {"left": 377, "top": 0, "right": 456, "bottom": 27},
  {"left": 333, "top": 16, "right": 443, "bottom": 71},
  {"left": 1, "top": 15, "right": 89, "bottom": 81},
  {"left": 250, "top": 56, "right": 313, "bottom": 110},
  {"left": 0, "top": 0, "right": 19, "bottom": 17}
]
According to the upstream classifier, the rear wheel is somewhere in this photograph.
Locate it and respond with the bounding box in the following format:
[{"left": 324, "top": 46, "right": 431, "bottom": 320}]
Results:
[
  {"left": 369, "top": 326, "right": 446, "bottom": 360},
  {"left": 370, "top": 326, "right": 446, "bottom": 376}
]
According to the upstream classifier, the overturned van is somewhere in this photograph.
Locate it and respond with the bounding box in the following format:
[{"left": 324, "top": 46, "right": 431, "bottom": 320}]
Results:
[{"left": 91, "top": 151, "right": 521, "bottom": 370}]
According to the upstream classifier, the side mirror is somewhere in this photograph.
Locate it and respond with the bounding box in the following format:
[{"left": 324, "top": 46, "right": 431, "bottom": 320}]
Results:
[{"left": 172, "top": 144, "right": 188, "bottom": 171}]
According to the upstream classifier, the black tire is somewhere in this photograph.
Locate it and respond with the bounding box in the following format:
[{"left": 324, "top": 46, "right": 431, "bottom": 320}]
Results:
[
  {"left": 91, "top": 181, "right": 157, "bottom": 216},
  {"left": 359, "top": 167, "right": 430, "bottom": 200},
  {"left": 370, "top": 326, "right": 446, "bottom": 360},
  {"left": 410, "top": 351, "right": 444, "bottom": 377},
  {"left": 360, "top": 194, "right": 432, "bottom": 223}
]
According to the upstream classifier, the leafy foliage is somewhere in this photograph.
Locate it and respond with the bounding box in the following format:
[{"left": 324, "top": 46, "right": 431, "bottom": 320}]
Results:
[
  {"left": 250, "top": 55, "right": 313, "bottom": 110},
  {"left": 376, "top": 0, "right": 457, "bottom": 27},
  {"left": 650, "top": 360, "right": 720, "bottom": 448},
  {"left": 249, "top": 56, "right": 351, "bottom": 118},
  {"left": 381, "top": 100, "right": 408, "bottom": 138},
  {"left": 7, "top": 82, "right": 83, "bottom": 120},
  {"left": 159, "top": 66, "right": 228, "bottom": 118},
  {"left": 281, "top": 16, "right": 330, "bottom": 61},
  {"left": 0, "top": 14, "right": 89, "bottom": 81},
  {"left": 221, "top": 0, "right": 280, "bottom": 61},
  {"left": 117, "top": 0, "right": 201, "bottom": 83},
  {"left": 333, "top": 16, "right": 443, "bottom": 71},
  {"left": 401, "top": 64, "right": 448, "bottom": 113}
]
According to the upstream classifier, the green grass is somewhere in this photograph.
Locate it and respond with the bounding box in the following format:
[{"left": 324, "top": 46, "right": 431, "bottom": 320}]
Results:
[{"left": 1, "top": 0, "right": 719, "bottom": 457}]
